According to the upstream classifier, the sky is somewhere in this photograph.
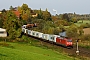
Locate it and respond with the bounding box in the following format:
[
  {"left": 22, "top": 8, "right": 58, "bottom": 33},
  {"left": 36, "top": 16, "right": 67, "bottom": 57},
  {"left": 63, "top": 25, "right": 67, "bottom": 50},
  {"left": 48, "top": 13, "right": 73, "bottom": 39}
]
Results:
[{"left": 0, "top": 0, "right": 90, "bottom": 15}]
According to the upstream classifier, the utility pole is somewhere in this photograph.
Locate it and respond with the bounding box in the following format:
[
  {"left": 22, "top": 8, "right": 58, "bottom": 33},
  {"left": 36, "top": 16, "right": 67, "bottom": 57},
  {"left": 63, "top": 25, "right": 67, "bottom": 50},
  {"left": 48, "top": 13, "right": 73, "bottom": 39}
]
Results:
[{"left": 76, "top": 39, "right": 79, "bottom": 55}]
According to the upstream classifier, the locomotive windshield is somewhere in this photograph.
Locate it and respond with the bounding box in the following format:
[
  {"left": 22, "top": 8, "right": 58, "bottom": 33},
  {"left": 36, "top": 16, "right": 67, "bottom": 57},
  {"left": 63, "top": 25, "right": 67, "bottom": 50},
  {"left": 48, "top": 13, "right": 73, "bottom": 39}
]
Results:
[{"left": 67, "top": 40, "right": 72, "bottom": 42}]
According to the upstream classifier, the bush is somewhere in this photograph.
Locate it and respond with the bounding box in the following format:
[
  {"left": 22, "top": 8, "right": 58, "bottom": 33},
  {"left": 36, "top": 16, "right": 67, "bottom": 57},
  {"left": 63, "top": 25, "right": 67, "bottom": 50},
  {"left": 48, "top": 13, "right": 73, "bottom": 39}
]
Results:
[
  {"left": 79, "top": 34, "right": 90, "bottom": 41},
  {"left": 66, "top": 24, "right": 79, "bottom": 38}
]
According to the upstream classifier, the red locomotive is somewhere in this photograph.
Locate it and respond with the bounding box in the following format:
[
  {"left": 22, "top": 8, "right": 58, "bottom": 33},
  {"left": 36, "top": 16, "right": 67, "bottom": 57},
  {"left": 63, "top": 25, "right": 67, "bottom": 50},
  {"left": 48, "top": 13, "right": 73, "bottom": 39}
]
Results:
[{"left": 56, "top": 37, "right": 73, "bottom": 47}]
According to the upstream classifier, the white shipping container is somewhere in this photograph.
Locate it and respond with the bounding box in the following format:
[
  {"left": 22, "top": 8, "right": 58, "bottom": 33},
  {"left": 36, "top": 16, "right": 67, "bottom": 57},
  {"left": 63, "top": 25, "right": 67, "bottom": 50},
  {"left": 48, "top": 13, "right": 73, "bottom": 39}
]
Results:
[
  {"left": 42, "top": 34, "right": 49, "bottom": 40},
  {"left": 53, "top": 35, "right": 60, "bottom": 42},
  {"left": 28, "top": 30, "right": 32, "bottom": 35},
  {"left": 36, "top": 32, "right": 43, "bottom": 38},
  {"left": 32, "top": 31, "right": 36, "bottom": 37},
  {"left": 22, "top": 25, "right": 27, "bottom": 28},
  {"left": 49, "top": 35, "right": 60, "bottom": 42},
  {"left": 49, "top": 35, "right": 53, "bottom": 42}
]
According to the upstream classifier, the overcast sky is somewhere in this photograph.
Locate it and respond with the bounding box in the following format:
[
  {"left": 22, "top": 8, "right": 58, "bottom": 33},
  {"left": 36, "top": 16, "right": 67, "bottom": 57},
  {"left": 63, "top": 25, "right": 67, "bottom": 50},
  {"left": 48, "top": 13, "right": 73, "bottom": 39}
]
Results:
[{"left": 0, "top": 0, "right": 90, "bottom": 15}]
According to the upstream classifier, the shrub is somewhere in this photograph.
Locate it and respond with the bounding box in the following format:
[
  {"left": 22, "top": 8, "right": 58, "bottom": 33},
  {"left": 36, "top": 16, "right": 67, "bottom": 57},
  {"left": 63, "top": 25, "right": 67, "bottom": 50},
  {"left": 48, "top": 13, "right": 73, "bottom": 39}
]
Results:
[{"left": 79, "top": 34, "right": 90, "bottom": 41}]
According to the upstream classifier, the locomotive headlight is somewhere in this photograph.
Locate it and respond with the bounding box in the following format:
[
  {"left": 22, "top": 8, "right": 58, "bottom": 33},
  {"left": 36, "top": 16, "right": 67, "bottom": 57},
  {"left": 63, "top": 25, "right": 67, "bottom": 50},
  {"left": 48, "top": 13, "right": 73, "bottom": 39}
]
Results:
[
  {"left": 67, "top": 42, "right": 69, "bottom": 44},
  {"left": 67, "top": 42, "right": 72, "bottom": 45},
  {"left": 71, "top": 42, "right": 72, "bottom": 45}
]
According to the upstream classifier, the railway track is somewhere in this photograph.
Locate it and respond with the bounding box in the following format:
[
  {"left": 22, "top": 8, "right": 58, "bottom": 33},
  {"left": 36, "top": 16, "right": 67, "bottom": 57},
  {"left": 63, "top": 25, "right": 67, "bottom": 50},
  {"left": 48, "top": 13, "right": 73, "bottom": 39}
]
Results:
[{"left": 61, "top": 44, "right": 90, "bottom": 58}]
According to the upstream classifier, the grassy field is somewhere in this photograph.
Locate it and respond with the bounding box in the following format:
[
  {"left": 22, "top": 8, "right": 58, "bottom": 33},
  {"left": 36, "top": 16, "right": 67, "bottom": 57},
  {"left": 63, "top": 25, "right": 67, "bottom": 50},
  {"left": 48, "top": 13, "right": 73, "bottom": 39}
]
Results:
[
  {"left": 77, "top": 20, "right": 90, "bottom": 23},
  {"left": 0, "top": 41, "right": 79, "bottom": 60},
  {"left": 75, "top": 20, "right": 90, "bottom": 27}
]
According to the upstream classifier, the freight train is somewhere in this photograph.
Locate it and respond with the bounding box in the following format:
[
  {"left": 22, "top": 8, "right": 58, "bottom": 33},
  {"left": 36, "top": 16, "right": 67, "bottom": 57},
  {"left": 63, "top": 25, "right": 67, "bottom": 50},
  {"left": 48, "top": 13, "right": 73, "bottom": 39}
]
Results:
[{"left": 22, "top": 25, "right": 73, "bottom": 48}]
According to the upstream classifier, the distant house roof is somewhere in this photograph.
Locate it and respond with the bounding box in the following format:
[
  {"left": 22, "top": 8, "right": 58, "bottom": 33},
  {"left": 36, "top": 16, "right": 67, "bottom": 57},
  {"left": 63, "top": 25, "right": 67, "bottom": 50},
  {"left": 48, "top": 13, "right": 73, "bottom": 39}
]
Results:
[
  {"left": 13, "top": 7, "right": 18, "bottom": 11},
  {"left": 13, "top": 11, "right": 20, "bottom": 18},
  {"left": 31, "top": 13, "right": 38, "bottom": 17}
]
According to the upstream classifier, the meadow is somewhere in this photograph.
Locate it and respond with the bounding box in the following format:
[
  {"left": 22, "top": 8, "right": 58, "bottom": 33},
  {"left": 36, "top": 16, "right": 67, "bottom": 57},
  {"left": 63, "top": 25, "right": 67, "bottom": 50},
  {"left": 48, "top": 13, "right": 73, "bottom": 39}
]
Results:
[{"left": 0, "top": 41, "right": 80, "bottom": 60}]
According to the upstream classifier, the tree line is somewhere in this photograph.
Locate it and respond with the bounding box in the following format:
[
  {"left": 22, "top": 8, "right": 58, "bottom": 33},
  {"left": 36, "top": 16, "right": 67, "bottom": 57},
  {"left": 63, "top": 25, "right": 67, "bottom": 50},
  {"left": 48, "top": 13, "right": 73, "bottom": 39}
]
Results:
[{"left": 0, "top": 3, "right": 85, "bottom": 41}]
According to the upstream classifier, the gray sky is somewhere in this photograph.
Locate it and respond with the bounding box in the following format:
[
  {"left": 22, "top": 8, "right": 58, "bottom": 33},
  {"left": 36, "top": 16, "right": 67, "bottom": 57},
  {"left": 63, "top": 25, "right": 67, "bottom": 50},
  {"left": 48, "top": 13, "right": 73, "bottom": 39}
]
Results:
[{"left": 0, "top": 0, "right": 90, "bottom": 15}]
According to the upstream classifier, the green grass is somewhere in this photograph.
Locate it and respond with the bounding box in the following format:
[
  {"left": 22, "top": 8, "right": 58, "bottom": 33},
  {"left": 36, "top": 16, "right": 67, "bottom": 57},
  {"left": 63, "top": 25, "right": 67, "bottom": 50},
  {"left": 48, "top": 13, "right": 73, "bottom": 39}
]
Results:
[
  {"left": 64, "top": 20, "right": 90, "bottom": 28},
  {"left": 79, "top": 41, "right": 90, "bottom": 49},
  {"left": 77, "top": 20, "right": 90, "bottom": 24},
  {"left": 0, "top": 42, "right": 78, "bottom": 60},
  {"left": 75, "top": 20, "right": 90, "bottom": 27}
]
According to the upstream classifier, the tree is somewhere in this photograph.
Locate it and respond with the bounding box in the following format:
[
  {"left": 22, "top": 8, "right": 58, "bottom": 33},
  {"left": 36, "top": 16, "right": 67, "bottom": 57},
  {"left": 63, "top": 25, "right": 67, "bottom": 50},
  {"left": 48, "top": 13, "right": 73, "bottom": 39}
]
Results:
[
  {"left": 37, "top": 8, "right": 43, "bottom": 19},
  {"left": 42, "top": 26, "right": 49, "bottom": 34},
  {"left": 42, "top": 8, "right": 51, "bottom": 20},
  {"left": 1, "top": 9, "right": 7, "bottom": 28},
  {"left": 71, "top": 17, "right": 77, "bottom": 23},
  {"left": 9, "top": 6, "right": 14, "bottom": 11},
  {"left": 54, "top": 20, "right": 68, "bottom": 26},
  {"left": 2, "top": 9, "right": 6, "bottom": 13},
  {"left": 54, "top": 27, "right": 61, "bottom": 35},
  {"left": 21, "top": 3, "right": 29, "bottom": 11},
  {"left": 0, "top": 14, "right": 3, "bottom": 28},
  {"left": 66, "top": 24, "right": 79, "bottom": 38},
  {"left": 48, "top": 27, "right": 54, "bottom": 34},
  {"left": 62, "top": 13, "right": 70, "bottom": 22},
  {"left": 19, "top": 4, "right": 32, "bottom": 24},
  {"left": 3, "top": 11, "right": 22, "bottom": 39},
  {"left": 42, "top": 26, "right": 54, "bottom": 34},
  {"left": 78, "top": 28, "right": 84, "bottom": 36},
  {"left": 18, "top": 6, "right": 22, "bottom": 14},
  {"left": 52, "top": 16, "right": 58, "bottom": 21}
]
